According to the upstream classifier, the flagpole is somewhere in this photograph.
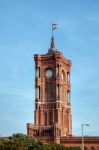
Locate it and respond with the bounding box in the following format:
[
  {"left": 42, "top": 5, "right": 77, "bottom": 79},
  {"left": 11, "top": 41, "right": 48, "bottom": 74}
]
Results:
[{"left": 52, "top": 24, "right": 53, "bottom": 37}]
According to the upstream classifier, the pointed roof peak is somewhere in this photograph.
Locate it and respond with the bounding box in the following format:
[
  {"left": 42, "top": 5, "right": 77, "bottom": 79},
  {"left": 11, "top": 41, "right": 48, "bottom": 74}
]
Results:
[
  {"left": 50, "top": 36, "right": 55, "bottom": 49},
  {"left": 48, "top": 36, "right": 59, "bottom": 53}
]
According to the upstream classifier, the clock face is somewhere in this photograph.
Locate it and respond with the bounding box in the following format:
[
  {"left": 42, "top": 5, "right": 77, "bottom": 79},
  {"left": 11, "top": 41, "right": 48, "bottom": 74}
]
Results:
[{"left": 45, "top": 69, "right": 53, "bottom": 78}]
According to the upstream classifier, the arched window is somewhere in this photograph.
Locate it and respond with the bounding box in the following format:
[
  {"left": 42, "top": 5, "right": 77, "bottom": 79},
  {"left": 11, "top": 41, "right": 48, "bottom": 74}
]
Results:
[
  {"left": 67, "top": 90, "right": 71, "bottom": 104},
  {"left": 35, "top": 86, "right": 40, "bottom": 100},
  {"left": 45, "top": 82, "right": 55, "bottom": 101},
  {"left": 61, "top": 70, "right": 66, "bottom": 80},
  {"left": 67, "top": 72, "right": 70, "bottom": 83},
  {"left": 35, "top": 67, "right": 40, "bottom": 78}
]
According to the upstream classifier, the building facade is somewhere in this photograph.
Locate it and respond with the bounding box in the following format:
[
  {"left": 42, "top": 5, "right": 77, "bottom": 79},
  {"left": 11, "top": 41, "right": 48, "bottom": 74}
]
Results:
[{"left": 27, "top": 36, "right": 99, "bottom": 149}]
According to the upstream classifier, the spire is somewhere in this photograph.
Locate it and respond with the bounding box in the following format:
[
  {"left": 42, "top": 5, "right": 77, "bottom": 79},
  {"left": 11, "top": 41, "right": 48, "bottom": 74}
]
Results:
[
  {"left": 51, "top": 36, "right": 55, "bottom": 48},
  {"left": 48, "top": 36, "right": 56, "bottom": 52},
  {"left": 48, "top": 24, "right": 59, "bottom": 53}
]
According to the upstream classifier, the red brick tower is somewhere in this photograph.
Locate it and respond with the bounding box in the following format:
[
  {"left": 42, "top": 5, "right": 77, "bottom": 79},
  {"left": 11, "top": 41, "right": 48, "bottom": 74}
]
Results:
[{"left": 27, "top": 36, "right": 72, "bottom": 144}]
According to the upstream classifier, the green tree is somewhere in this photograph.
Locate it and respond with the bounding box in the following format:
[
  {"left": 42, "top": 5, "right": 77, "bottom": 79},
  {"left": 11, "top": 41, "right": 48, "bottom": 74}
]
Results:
[{"left": 0, "top": 133, "right": 81, "bottom": 150}]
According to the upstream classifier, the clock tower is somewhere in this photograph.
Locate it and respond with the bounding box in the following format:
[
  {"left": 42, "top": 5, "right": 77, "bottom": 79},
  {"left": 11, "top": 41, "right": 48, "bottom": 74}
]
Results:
[{"left": 27, "top": 36, "right": 72, "bottom": 144}]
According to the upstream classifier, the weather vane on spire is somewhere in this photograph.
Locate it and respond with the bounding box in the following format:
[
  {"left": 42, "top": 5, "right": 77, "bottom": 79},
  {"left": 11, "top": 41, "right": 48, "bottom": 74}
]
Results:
[
  {"left": 48, "top": 24, "right": 58, "bottom": 52},
  {"left": 52, "top": 23, "right": 58, "bottom": 37}
]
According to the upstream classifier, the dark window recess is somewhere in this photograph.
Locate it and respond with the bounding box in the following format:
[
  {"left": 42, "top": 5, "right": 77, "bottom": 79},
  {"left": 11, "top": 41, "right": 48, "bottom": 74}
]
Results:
[
  {"left": 91, "top": 147, "right": 95, "bottom": 150},
  {"left": 45, "top": 81, "right": 56, "bottom": 101},
  {"left": 44, "top": 113, "right": 47, "bottom": 125},
  {"left": 49, "top": 111, "right": 53, "bottom": 125}
]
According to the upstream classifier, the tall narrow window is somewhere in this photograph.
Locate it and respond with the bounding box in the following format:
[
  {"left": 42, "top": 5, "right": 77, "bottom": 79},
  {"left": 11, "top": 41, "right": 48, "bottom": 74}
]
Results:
[
  {"left": 49, "top": 112, "right": 52, "bottom": 125},
  {"left": 39, "top": 106, "right": 40, "bottom": 126},
  {"left": 84, "top": 147, "right": 88, "bottom": 150},
  {"left": 60, "top": 85, "right": 64, "bottom": 101},
  {"left": 61, "top": 70, "right": 65, "bottom": 80},
  {"left": 67, "top": 72, "right": 70, "bottom": 83},
  {"left": 44, "top": 113, "right": 47, "bottom": 125},
  {"left": 57, "top": 84, "right": 59, "bottom": 99},
  {"left": 35, "top": 86, "right": 40, "bottom": 100},
  {"left": 90, "top": 147, "right": 95, "bottom": 150},
  {"left": 35, "top": 67, "right": 40, "bottom": 78},
  {"left": 67, "top": 90, "right": 71, "bottom": 104},
  {"left": 45, "top": 82, "right": 55, "bottom": 101}
]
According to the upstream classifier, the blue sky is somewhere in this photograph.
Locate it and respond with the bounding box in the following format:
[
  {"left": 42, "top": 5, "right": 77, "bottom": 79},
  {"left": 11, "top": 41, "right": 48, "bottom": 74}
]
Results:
[{"left": 0, "top": 0, "right": 99, "bottom": 137}]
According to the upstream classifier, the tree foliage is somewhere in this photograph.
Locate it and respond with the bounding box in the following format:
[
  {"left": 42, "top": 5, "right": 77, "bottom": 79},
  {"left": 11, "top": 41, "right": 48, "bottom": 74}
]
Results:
[{"left": 0, "top": 133, "right": 81, "bottom": 150}]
